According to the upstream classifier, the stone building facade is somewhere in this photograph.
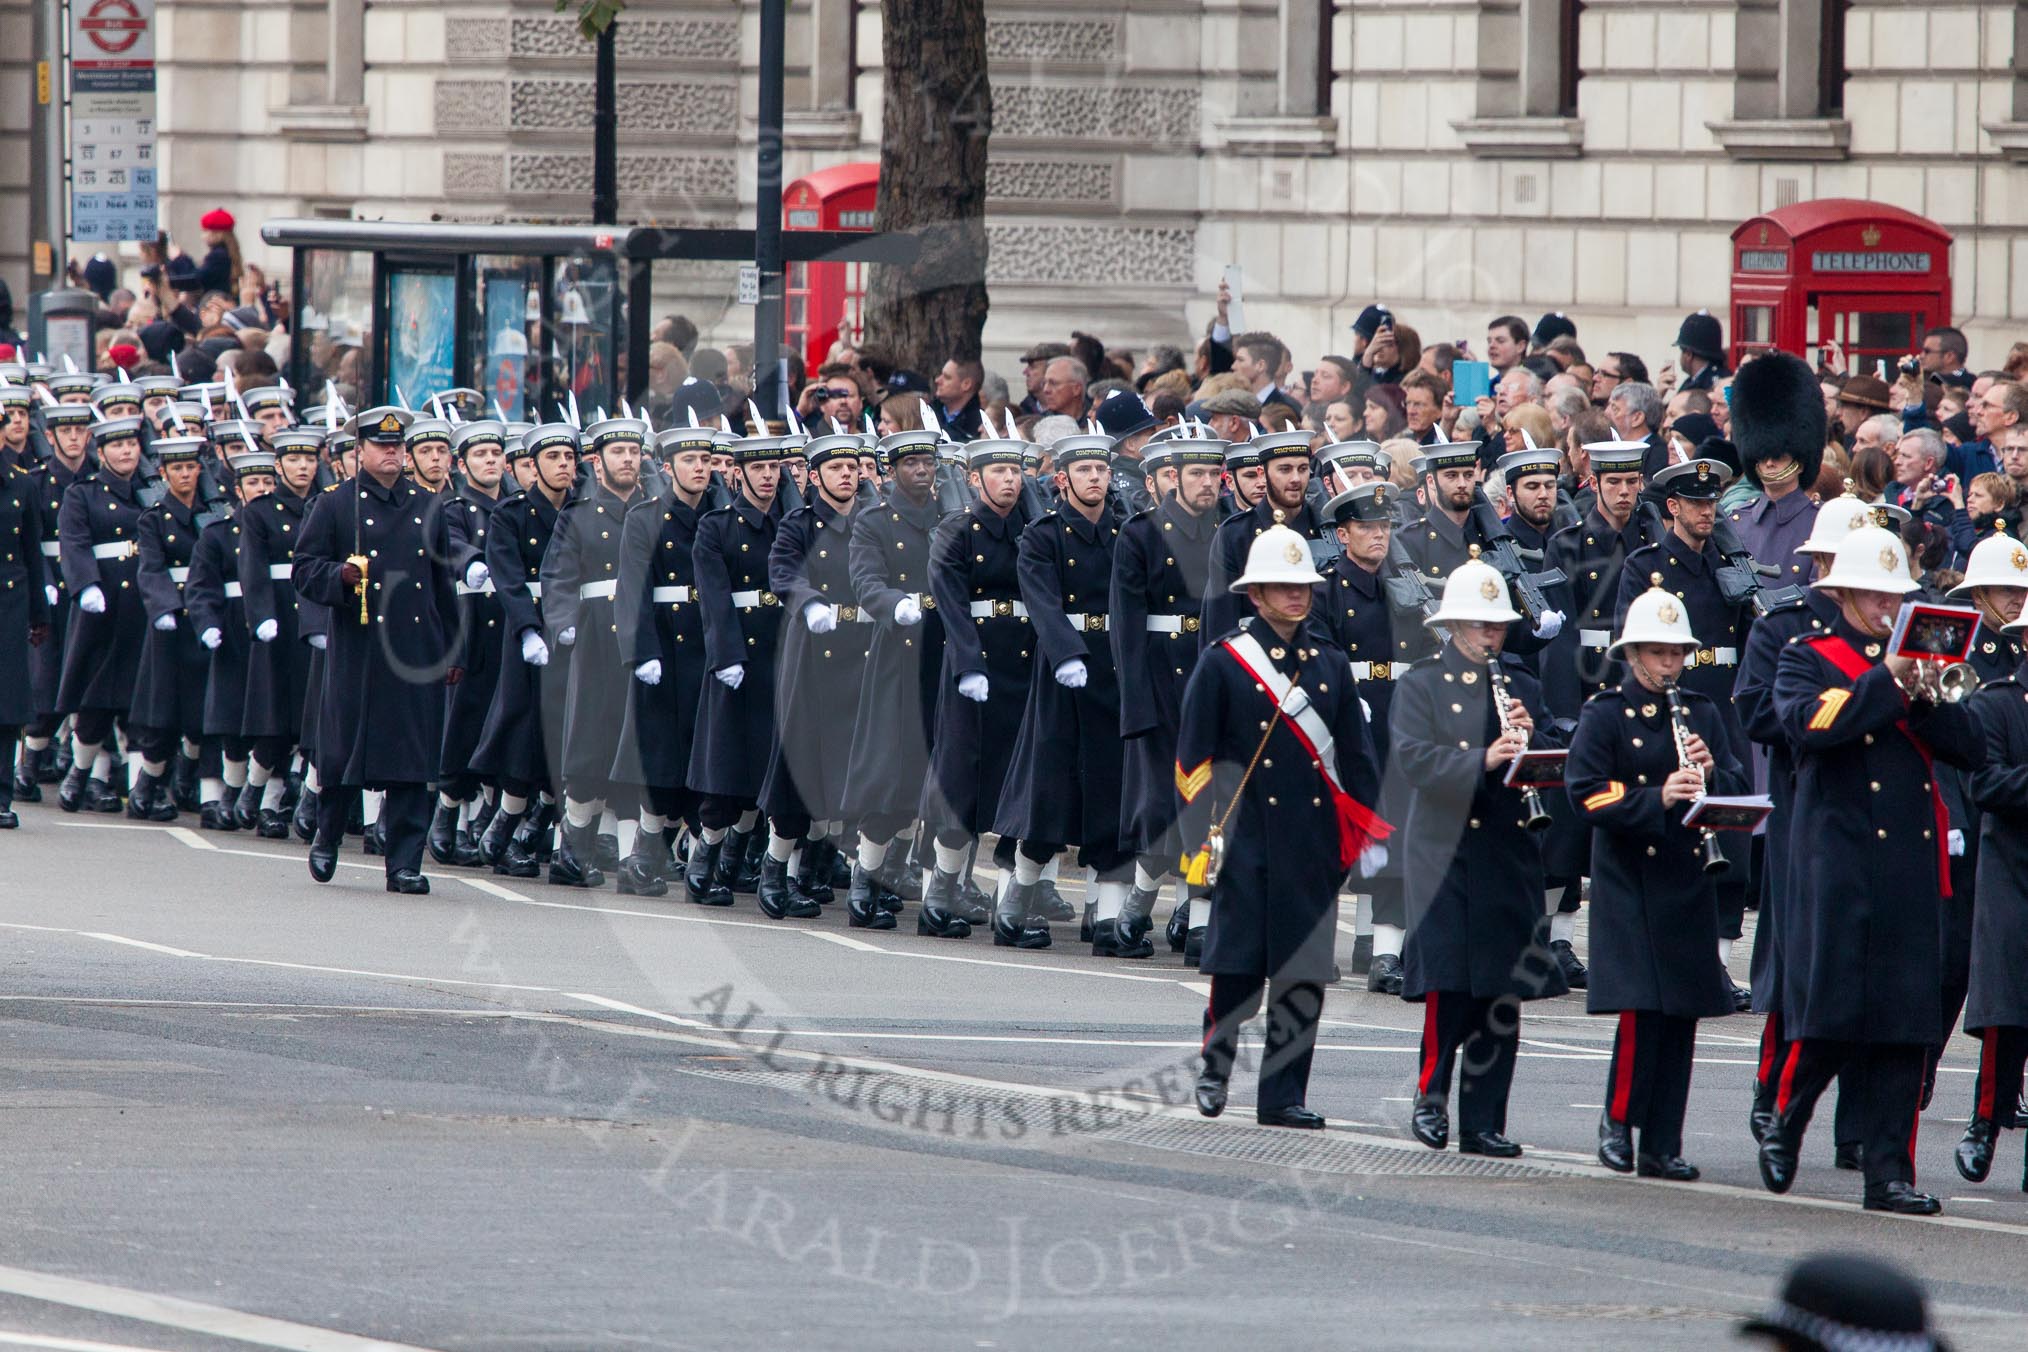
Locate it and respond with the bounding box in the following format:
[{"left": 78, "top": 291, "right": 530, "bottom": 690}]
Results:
[{"left": 4, "top": 0, "right": 2026, "bottom": 372}]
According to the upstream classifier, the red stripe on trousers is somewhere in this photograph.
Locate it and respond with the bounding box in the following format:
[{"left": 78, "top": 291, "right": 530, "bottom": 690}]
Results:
[
  {"left": 1775, "top": 1041, "right": 1804, "bottom": 1116},
  {"left": 1609, "top": 1010, "right": 1637, "bottom": 1124},
  {"left": 1756, "top": 1010, "right": 1781, "bottom": 1088},
  {"left": 1978, "top": 1028, "right": 1999, "bottom": 1121},
  {"left": 1418, "top": 993, "right": 1440, "bottom": 1095}
]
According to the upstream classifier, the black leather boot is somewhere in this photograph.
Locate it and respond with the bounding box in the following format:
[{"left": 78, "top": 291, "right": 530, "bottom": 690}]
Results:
[
  {"left": 1184, "top": 926, "right": 1206, "bottom": 968},
  {"left": 737, "top": 827, "right": 765, "bottom": 890},
  {"left": 1035, "top": 876, "right": 1076, "bottom": 922},
  {"left": 124, "top": 771, "right": 159, "bottom": 820},
  {"left": 685, "top": 836, "right": 734, "bottom": 906},
  {"left": 1116, "top": 885, "right": 1159, "bottom": 956},
  {"left": 479, "top": 808, "right": 522, "bottom": 867},
  {"left": 84, "top": 776, "right": 123, "bottom": 814},
  {"left": 547, "top": 818, "right": 605, "bottom": 888},
  {"left": 593, "top": 831, "right": 620, "bottom": 873},
  {"left": 718, "top": 829, "right": 760, "bottom": 894},
  {"left": 915, "top": 868, "right": 971, "bottom": 938},
  {"left": 617, "top": 831, "right": 672, "bottom": 897},
  {"left": 991, "top": 879, "right": 1050, "bottom": 949},
  {"left": 171, "top": 755, "right": 201, "bottom": 812},
  {"left": 846, "top": 863, "right": 897, "bottom": 930},
  {"left": 200, "top": 800, "right": 238, "bottom": 832},
  {"left": 757, "top": 855, "right": 820, "bottom": 919},
  {"left": 1166, "top": 896, "right": 1191, "bottom": 952},
  {"left": 428, "top": 801, "right": 462, "bottom": 866},
  {"left": 875, "top": 852, "right": 921, "bottom": 901},
  {"left": 292, "top": 788, "right": 318, "bottom": 842},
  {"left": 362, "top": 821, "right": 386, "bottom": 856},
  {"left": 234, "top": 781, "right": 262, "bottom": 831},
  {"left": 794, "top": 845, "right": 834, "bottom": 905},
  {"left": 0, "top": 788, "right": 14, "bottom": 829},
  {"left": 1957, "top": 1117, "right": 1997, "bottom": 1183},
  {"left": 11, "top": 760, "right": 40, "bottom": 804},
  {"left": 257, "top": 807, "right": 290, "bottom": 838},
  {"left": 1597, "top": 1113, "right": 1634, "bottom": 1173}
]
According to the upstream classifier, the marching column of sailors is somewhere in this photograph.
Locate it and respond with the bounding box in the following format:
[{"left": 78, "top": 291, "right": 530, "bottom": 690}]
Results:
[{"left": 5, "top": 355, "right": 2028, "bottom": 1217}]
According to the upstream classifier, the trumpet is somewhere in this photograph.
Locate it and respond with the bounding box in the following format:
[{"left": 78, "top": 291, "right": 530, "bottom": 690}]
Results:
[
  {"left": 1489, "top": 660, "right": 1551, "bottom": 831},
  {"left": 1896, "top": 658, "right": 1980, "bottom": 704},
  {"left": 1663, "top": 682, "right": 1727, "bottom": 875}
]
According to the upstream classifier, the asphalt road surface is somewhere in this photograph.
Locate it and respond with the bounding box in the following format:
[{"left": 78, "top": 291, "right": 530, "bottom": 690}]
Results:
[{"left": 0, "top": 806, "right": 2022, "bottom": 1351}]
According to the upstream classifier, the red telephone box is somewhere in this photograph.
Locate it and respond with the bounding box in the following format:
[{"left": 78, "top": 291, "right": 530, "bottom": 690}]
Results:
[
  {"left": 1728, "top": 199, "right": 1953, "bottom": 372},
  {"left": 783, "top": 162, "right": 880, "bottom": 376}
]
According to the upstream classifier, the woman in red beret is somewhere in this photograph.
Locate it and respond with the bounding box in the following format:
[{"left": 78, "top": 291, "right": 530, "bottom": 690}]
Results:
[{"left": 195, "top": 209, "right": 241, "bottom": 297}]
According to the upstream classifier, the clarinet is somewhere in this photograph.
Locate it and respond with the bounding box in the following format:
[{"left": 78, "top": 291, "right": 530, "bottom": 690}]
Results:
[
  {"left": 1488, "top": 659, "right": 1551, "bottom": 831},
  {"left": 1665, "top": 683, "right": 1727, "bottom": 875}
]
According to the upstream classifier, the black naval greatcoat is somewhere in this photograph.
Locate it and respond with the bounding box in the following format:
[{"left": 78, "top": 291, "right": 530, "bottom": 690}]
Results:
[
  {"left": 439, "top": 483, "right": 506, "bottom": 781},
  {"left": 1202, "top": 496, "right": 1329, "bottom": 639},
  {"left": 1964, "top": 661, "right": 2028, "bottom": 1032},
  {"left": 923, "top": 499, "right": 1034, "bottom": 837},
  {"left": 1173, "top": 618, "right": 1383, "bottom": 984},
  {"left": 1542, "top": 509, "right": 1655, "bottom": 720},
  {"left": 614, "top": 490, "right": 707, "bottom": 792},
  {"left": 760, "top": 494, "right": 874, "bottom": 823},
  {"left": 0, "top": 459, "right": 49, "bottom": 725},
  {"left": 1733, "top": 589, "right": 1838, "bottom": 1012},
  {"left": 185, "top": 507, "right": 251, "bottom": 739},
  {"left": 1566, "top": 682, "right": 1743, "bottom": 1019},
  {"left": 688, "top": 493, "right": 784, "bottom": 802},
  {"left": 1392, "top": 643, "right": 1571, "bottom": 1003},
  {"left": 1110, "top": 495, "right": 1218, "bottom": 854},
  {"left": 238, "top": 484, "right": 312, "bottom": 740},
  {"left": 842, "top": 488, "right": 944, "bottom": 824},
  {"left": 26, "top": 455, "right": 88, "bottom": 718},
  {"left": 541, "top": 482, "right": 645, "bottom": 788},
  {"left": 293, "top": 474, "right": 462, "bottom": 786},
  {"left": 56, "top": 469, "right": 149, "bottom": 715},
  {"left": 128, "top": 494, "right": 211, "bottom": 737},
  {"left": 992, "top": 502, "right": 1123, "bottom": 855},
  {"left": 1771, "top": 618, "right": 1986, "bottom": 1044},
  {"left": 470, "top": 487, "right": 564, "bottom": 789}
]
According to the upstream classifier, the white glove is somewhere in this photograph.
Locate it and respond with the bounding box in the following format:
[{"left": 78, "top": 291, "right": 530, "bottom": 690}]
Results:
[
  {"left": 1359, "top": 697, "right": 1374, "bottom": 723},
  {"left": 520, "top": 629, "right": 550, "bottom": 666},
  {"left": 958, "top": 671, "right": 989, "bottom": 703},
  {"left": 44, "top": 583, "right": 57, "bottom": 607},
  {"left": 1531, "top": 608, "right": 1565, "bottom": 641},
  {"left": 894, "top": 595, "right": 922, "bottom": 627},
  {"left": 78, "top": 584, "right": 105, "bottom": 614},
  {"left": 1949, "top": 828, "right": 1965, "bottom": 858},
  {"left": 1357, "top": 842, "right": 1389, "bottom": 878},
  {"left": 636, "top": 659, "right": 663, "bottom": 686},
  {"left": 308, "top": 633, "right": 327, "bottom": 650},
  {"left": 1054, "top": 658, "right": 1088, "bottom": 689},
  {"left": 558, "top": 626, "right": 576, "bottom": 647},
  {"left": 805, "top": 602, "right": 838, "bottom": 634},
  {"left": 199, "top": 627, "right": 222, "bottom": 650},
  {"left": 254, "top": 618, "right": 279, "bottom": 643},
  {"left": 716, "top": 663, "right": 745, "bottom": 690},
  {"left": 152, "top": 612, "right": 177, "bottom": 632},
  {"left": 464, "top": 559, "right": 490, "bottom": 591}
]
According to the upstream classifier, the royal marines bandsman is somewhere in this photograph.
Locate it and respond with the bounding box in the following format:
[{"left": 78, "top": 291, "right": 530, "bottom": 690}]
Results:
[
  {"left": 1111, "top": 430, "right": 1224, "bottom": 959},
  {"left": 1567, "top": 577, "right": 1744, "bottom": 1180},
  {"left": 294, "top": 406, "right": 464, "bottom": 894},
  {"left": 55, "top": 414, "right": 153, "bottom": 813},
  {"left": 843, "top": 429, "right": 962, "bottom": 936},
  {"left": 689, "top": 431, "right": 789, "bottom": 908},
  {"left": 1950, "top": 531, "right": 2028, "bottom": 684},
  {"left": 1179, "top": 520, "right": 1388, "bottom": 1128},
  {"left": 1759, "top": 526, "right": 1986, "bottom": 1214},
  {"left": 1395, "top": 549, "right": 1570, "bottom": 1159}
]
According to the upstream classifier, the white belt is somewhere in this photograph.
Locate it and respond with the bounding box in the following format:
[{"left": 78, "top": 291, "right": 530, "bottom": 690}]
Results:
[
  {"left": 39, "top": 541, "right": 59, "bottom": 558},
  {"left": 1691, "top": 646, "right": 1739, "bottom": 669},
  {"left": 269, "top": 563, "right": 293, "bottom": 579},
  {"left": 92, "top": 541, "right": 136, "bottom": 560},
  {"left": 580, "top": 579, "right": 618, "bottom": 600},
  {"left": 1145, "top": 614, "right": 1201, "bottom": 635},
  {"left": 223, "top": 581, "right": 243, "bottom": 598},
  {"left": 1350, "top": 660, "right": 1401, "bottom": 682},
  {"left": 731, "top": 589, "right": 779, "bottom": 609},
  {"left": 1064, "top": 612, "right": 1109, "bottom": 632},
  {"left": 968, "top": 599, "right": 1028, "bottom": 619},
  {"left": 652, "top": 585, "right": 693, "bottom": 603},
  {"left": 456, "top": 579, "right": 496, "bottom": 596},
  {"left": 168, "top": 566, "right": 189, "bottom": 584},
  {"left": 1579, "top": 628, "right": 1611, "bottom": 649}
]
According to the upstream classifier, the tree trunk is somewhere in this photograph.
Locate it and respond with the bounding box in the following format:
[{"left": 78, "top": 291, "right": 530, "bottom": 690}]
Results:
[{"left": 861, "top": 0, "right": 990, "bottom": 371}]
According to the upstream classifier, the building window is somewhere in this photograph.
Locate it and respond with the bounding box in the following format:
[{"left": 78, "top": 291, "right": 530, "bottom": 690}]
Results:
[
  {"left": 1557, "top": 0, "right": 1583, "bottom": 119},
  {"left": 1817, "top": 0, "right": 1849, "bottom": 116}
]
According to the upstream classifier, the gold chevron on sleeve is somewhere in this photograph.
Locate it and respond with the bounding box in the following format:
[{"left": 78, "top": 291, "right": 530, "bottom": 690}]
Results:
[
  {"left": 1175, "top": 758, "right": 1212, "bottom": 804},
  {"left": 1581, "top": 780, "right": 1626, "bottom": 811},
  {"left": 1808, "top": 687, "right": 1850, "bottom": 731}
]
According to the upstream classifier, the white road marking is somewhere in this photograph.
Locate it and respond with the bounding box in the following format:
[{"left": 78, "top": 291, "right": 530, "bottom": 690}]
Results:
[
  {"left": 454, "top": 876, "right": 530, "bottom": 902},
  {"left": 77, "top": 933, "right": 206, "bottom": 959},
  {"left": 805, "top": 931, "right": 886, "bottom": 952},
  {"left": 164, "top": 826, "right": 216, "bottom": 852},
  {"left": 0, "top": 1261, "right": 439, "bottom": 1350},
  {"left": 0, "top": 1334, "right": 182, "bottom": 1352}
]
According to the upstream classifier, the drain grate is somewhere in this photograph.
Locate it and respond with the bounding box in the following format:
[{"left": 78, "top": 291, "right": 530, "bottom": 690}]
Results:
[{"left": 672, "top": 1060, "right": 1563, "bottom": 1179}]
